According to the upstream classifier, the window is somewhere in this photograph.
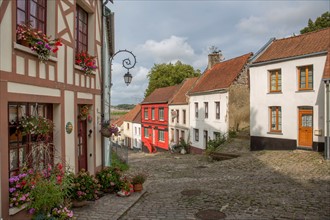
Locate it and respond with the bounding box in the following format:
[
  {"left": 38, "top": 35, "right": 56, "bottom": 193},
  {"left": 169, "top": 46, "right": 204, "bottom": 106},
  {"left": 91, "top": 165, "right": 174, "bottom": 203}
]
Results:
[
  {"left": 17, "top": 0, "right": 47, "bottom": 33},
  {"left": 144, "top": 128, "right": 149, "bottom": 138},
  {"left": 151, "top": 108, "right": 155, "bottom": 120},
  {"left": 171, "top": 110, "right": 175, "bottom": 123},
  {"left": 159, "top": 108, "right": 164, "bottom": 120},
  {"left": 176, "top": 110, "right": 179, "bottom": 123},
  {"left": 195, "top": 102, "right": 198, "bottom": 118},
  {"left": 181, "top": 130, "right": 185, "bottom": 140},
  {"left": 194, "top": 129, "right": 199, "bottom": 142},
  {"left": 159, "top": 130, "right": 165, "bottom": 142},
  {"left": 204, "top": 102, "right": 208, "bottom": 118},
  {"left": 215, "top": 102, "right": 220, "bottom": 119},
  {"left": 134, "top": 127, "right": 137, "bottom": 135},
  {"left": 127, "top": 123, "right": 129, "bottom": 130},
  {"left": 144, "top": 108, "right": 148, "bottom": 119},
  {"left": 183, "top": 110, "right": 186, "bottom": 124},
  {"left": 75, "top": 5, "right": 88, "bottom": 53},
  {"left": 8, "top": 103, "right": 53, "bottom": 176},
  {"left": 214, "top": 132, "right": 220, "bottom": 140},
  {"left": 298, "top": 65, "right": 313, "bottom": 90},
  {"left": 134, "top": 138, "right": 137, "bottom": 147},
  {"left": 269, "top": 69, "right": 281, "bottom": 92},
  {"left": 269, "top": 106, "right": 282, "bottom": 132},
  {"left": 138, "top": 127, "right": 141, "bottom": 135}
]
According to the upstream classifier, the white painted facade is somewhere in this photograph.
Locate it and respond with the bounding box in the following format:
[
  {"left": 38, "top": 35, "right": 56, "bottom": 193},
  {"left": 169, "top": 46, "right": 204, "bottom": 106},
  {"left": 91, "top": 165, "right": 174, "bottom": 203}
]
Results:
[
  {"left": 189, "top": 91, "right": 229, "bottom": 150},
  {"left": 132, "top": 123, "right": 142, "bottom": 149},
  {"left": 123, "top": 121, "right": 134, "bottom": 148},
  {"left": 168, "top": 104, "right": 190, "bottom": 145},
  {"left": 250, "top": 55, "right": 326, "bottom": 144}
]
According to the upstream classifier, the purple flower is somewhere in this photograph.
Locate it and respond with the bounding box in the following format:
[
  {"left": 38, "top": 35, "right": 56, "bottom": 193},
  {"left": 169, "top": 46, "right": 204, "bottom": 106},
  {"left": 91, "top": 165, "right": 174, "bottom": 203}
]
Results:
[
  {"left": 37, "top": 41, "right": 43, "bottom": 45},
  {"left": 28, "top": 208, "right": 35, "bottom": 214},
  {"left": 45, "top": 44, "right": 51, "bottom": 50},
  {"left": 9, "top": 187, "right": 16, "bottom": 193}
]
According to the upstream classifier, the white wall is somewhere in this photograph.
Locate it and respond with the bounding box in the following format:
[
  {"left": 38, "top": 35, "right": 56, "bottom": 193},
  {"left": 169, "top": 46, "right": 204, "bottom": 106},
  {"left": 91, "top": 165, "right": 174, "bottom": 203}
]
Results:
[
  {"left": 168, "top": 104, "right": 190, "bottom": 144},
  {"left": 189, "top": 92, "right": 229, "bottom": 150},
  {"left": 123, "top": 121, "right": 133, "bottom": 147},
  {"left": 250, "top": 55, "right": 326, "bottom": 143},
  {"left": 132, "top": 123, "right": 142, "bottom": 149}
]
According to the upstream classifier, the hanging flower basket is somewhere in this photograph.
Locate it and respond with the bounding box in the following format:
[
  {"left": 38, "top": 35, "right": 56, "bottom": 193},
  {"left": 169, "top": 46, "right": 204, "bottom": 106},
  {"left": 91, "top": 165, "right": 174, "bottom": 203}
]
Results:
[
  {"left": 79, "top": 105, "right": 89, "bottom": 121},
  {"left": 100, "top": 122, "right": 119, "bottom": 137}
]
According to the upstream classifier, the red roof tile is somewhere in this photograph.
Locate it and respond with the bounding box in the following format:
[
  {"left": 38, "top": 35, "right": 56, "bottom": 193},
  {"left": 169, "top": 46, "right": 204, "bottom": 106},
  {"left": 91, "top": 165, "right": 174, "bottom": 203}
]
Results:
[
  {"left": 123, "top": 104, "right": 141, "bottom": 122},
  {"left": 189, "top": 53, "right": 252, "bottom": 94},
  {"left": 142, "top": 84, "right": 181, "bottom": 104},
  {"left": 170, "top": 77, "right": 199, "bottom": 104},
  {"left": 323, "top": 48, "right": 330, "bottom": 80},
  {"left": 132, "top": 109, "right": 142, "bottom": 123},
  {"left": 255, "top": 28, "right": 330, "bottom": 63}
]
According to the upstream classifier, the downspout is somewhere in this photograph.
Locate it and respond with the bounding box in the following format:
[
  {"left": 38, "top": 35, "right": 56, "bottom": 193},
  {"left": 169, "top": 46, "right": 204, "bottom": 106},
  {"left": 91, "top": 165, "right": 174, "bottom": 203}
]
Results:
[
  {"left": 101, "top": 0, "right": 109, "bottom": 168},
  {"left": 325, "top": 80, "right": 330, "bottom": 160}
]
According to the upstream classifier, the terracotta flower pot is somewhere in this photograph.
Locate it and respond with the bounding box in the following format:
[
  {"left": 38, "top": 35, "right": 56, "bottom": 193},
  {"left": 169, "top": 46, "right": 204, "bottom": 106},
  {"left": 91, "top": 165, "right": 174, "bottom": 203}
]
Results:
[{"left": 133, "top": 183, "right": 143, "bottom": 192}]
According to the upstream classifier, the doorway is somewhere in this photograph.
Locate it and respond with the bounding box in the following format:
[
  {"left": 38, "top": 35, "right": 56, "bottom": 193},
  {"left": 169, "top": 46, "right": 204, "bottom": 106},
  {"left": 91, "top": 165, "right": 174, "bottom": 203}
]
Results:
[
  {"left": 298, "top": 109, "right": 313, "bottom": 148},
  {"left": 78, "top": 119, "right": 87, "bottom": 171},
  {"left": 203, "top": 130, "right": 208, "bottom": 149}
]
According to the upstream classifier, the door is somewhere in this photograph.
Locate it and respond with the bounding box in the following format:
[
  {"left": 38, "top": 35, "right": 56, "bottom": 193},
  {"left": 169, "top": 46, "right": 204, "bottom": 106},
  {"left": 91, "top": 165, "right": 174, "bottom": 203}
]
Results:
[
  {"left": 298, "top": 109, "right": 313, "bottom": 147},
  {"left": 176, "top": 129, "right": 180, "bottom": 144},
  {"left": 78, "top": 119, "right": 87, "bottom": 171},
  {"left": 203, "top": 130, "right": 208, "bottom": 149}
]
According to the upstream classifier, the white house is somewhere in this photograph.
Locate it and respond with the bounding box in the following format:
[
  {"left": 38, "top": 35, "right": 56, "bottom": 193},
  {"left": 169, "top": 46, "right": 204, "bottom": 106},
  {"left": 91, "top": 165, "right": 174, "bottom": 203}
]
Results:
[
  {"left": 188, "top": 52, "right": 252, "bottom": 153},
  {"left": 132, "top": 109, "right": 142, "bottom": 150},
  {"left": 168, "top": 77, "right": 198, "bottom": 145},
  {"left": 249, "top": 28, "right": 329, "bottom": 152},
  {"left": 122, "top": 104, "right": 141, "bottom": 149}
]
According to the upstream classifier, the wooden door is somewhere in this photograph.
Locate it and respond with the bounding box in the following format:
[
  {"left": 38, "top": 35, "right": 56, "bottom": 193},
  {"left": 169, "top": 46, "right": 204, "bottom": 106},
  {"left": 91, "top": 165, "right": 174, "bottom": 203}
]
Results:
[
  {"left": 78, "top": 119, "right": 87, "bottom": 171},
  {"left": 203, "top": 130, "right": 208, "bottom": 149},
  {"left": 298, "top": 109, "right": 313, "bottom": 147}
]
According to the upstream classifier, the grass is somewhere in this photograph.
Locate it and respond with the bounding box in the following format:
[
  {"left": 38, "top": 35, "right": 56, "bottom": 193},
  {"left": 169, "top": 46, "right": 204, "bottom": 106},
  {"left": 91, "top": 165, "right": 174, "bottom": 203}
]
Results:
[{"left": 111, "top": 151, "right": 129, "bottom": 171}]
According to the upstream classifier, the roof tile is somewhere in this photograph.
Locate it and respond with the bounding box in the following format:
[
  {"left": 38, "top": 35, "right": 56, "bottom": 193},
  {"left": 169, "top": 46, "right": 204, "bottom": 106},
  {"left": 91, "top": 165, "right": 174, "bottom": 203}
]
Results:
[
  {"left": 142, "top": 84, "right": 181, "bottom": 104},
  {"left": 189, "top": 53, "right": 252, "bottom": 94},
  {"left": 324, "top": 48, "right": 330, "bottom": 79},
  {"left": 255, "top": 28, "right": 330, "bottom": 63},
  {"left": 170, "top": 77, "right": 199, "bottom": 104}
]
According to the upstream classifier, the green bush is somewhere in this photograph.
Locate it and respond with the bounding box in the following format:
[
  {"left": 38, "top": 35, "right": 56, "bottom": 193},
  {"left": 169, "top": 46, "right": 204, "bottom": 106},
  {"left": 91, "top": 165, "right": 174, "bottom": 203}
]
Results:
[
  {"left": 206, "top": 132, "right": 227, "bottom": 154},
  {"left": 96, "top": 167, "right": 122, "bottom": 192}
]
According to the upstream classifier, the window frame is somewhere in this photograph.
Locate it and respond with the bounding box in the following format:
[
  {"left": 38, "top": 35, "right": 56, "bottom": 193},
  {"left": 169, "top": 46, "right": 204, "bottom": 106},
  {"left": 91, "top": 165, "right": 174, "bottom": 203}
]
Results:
[
  {"left": 194, "top": 129, "right": 199, "bottom": 142},
  {"left": 75, "top": 4, "right": 88, "bottom": 53},
  {"left": 176, "top": 109, "right": 179, "bottom": 123},
  {"left": 269, "top": 106, "right": 282, "bottom": 132},
  {"left": 195, "top": 102, "right": 198, "bottom": 118},
  {"left": 159, "top": 108, "right": 164, "bottom": 121},
  {"left": 16, "top": 0, "right": 47, "bottom": 35},
  {"left": 204, "top": 102, "right": 208, "bottom": 118},
  {"left": 215, "top": 102, "right": 220, "bottom": 119},
  {"left": 151, "top": 108, "right": 155, "bottom": 120},
  {"left": 298, "top": 65, "right": 313, "bottom": 90},
  {"left": 144, "top": 108, "right": 148, "bottom": 120},
  {"left": 183, "top": 109, "right": 186, "bottom": 124},
  {"left": 144, "top": 128, "right": 149, "bottom": 138},
  {"left": 269, "top": 69, "right": 282, "bottom": 92},
  {"left": 158, "top": 130, "right": 165, "bottom": 142}
]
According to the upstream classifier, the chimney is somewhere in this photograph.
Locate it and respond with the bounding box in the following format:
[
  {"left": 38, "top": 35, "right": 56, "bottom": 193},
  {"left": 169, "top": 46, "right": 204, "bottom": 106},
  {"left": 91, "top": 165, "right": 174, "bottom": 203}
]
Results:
[{"left": 208, "top": 52, "right": 221, "bottom": 70}]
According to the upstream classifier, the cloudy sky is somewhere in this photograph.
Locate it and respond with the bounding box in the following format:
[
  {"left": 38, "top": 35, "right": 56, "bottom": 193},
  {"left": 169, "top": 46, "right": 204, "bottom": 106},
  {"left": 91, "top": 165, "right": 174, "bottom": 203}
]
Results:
[{"left": 107, "top": 0, "right": 329, "bottom": 105}]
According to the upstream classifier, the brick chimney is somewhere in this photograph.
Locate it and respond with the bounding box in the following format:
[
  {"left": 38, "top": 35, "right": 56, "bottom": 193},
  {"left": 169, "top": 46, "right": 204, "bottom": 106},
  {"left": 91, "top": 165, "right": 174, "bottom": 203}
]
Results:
[{"left": 207, "top": 52, "right": 221, "bottom": 70}]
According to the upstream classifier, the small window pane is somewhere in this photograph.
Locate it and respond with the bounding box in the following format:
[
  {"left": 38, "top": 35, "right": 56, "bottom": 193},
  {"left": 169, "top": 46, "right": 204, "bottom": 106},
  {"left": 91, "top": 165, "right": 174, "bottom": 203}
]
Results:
[
  {"left": 10, "top": 149, "right": 18, "bottom": 170},
  {"left": 17, "top": 0, "right": 26, "bottom": 9}
]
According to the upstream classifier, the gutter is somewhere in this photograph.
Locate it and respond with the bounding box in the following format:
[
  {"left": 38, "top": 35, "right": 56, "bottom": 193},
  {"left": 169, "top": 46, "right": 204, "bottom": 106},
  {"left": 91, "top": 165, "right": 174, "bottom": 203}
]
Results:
[
  {"left": 250, "top": 51, "right": 328, "bottom": 67},
  {"left": 324, "top": 78, "right": 330, "bottom": 160},
  {"left": 188, "top": 88, "right": 227, "bottom": 96}
]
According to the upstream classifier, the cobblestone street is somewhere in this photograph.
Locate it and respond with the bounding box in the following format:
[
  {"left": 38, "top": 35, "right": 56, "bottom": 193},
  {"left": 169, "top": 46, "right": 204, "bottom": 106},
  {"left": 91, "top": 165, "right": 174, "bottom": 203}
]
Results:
[{"left": 74, "top": 146, "right": 330, "bottom": 220}]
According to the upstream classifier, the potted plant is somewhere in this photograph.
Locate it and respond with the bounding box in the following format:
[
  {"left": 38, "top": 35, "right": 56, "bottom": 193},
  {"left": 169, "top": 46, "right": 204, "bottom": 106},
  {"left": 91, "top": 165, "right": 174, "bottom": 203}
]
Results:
[
  {"left": 96, "top": 167, "right": 122, "bottom": 193},
  {"left": 75, "top": 51, "right": 97, "bottom": 75},
  {"left": 69, "top": 169, "right": 101, "bottom": 207},
  {"left": 16, "top": 23, "right": 62, "bottom": 62},
  {"left": 100, "top": 122, "right": 119, "bottom": 138},
  {"left": 131, "top": 173, "right": 147, "bottom": 192},
  {"left": 79, "top": 105, "right": 89, "bottom": 121},
  {"left": 117, "top": 176, "right": 133, "bottom": 197}
]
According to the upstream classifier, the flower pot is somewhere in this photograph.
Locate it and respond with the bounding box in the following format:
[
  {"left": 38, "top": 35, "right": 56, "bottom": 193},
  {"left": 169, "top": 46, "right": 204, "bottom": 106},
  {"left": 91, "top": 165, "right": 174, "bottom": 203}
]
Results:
[
  {"left": 100, "top": 128, "right": 112, "bottom": 137},
  {"left": 133, "top": 183, "right": 143, "bottom": 192},
  {"left": 72, "top": 200, "right": 88, "bottom": 208},
  {"left": 17, "top": 39, "right": 30, "bottom": 47}
]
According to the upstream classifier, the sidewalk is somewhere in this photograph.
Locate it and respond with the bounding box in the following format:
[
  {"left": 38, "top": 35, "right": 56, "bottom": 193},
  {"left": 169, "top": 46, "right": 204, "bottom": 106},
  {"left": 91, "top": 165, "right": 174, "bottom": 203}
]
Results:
[{"left": 72, "top": 188, "right": 146, "bottom": 220}]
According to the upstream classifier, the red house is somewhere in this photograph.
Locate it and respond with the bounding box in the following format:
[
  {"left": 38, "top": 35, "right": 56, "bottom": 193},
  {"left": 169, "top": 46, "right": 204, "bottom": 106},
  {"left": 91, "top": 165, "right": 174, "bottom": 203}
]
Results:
[{"left": 141, "top": 85, "right": 181, "bottom": 152}]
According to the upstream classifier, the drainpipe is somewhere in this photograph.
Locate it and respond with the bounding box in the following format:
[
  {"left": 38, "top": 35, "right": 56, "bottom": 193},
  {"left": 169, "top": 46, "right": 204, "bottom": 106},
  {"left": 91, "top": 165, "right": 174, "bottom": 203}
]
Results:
[{"left": 325, "top": 79, "right": 330, "bottom": 160}]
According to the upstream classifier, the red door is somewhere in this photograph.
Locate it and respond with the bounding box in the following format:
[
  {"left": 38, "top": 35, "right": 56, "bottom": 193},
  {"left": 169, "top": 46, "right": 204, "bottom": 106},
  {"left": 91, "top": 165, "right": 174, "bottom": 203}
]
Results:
[{"left": 78, "top": 119, "right": 87, "bottom": 171}]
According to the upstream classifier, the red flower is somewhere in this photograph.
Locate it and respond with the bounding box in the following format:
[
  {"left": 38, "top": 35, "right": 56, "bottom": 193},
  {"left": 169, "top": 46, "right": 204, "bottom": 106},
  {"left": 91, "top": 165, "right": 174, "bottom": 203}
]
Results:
[{"left": 52, "top": 47, "right": 59, "bottom": 53}]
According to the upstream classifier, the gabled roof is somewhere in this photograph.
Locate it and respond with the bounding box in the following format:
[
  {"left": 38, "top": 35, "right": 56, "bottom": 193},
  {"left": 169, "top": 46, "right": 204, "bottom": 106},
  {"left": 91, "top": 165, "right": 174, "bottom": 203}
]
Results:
[
  {"left": 142, "top": 84, "right": 181, "bottom": 104},
  {"left": 189, "top": 53, "right": 252, "bottom": 94},
  {"left": 123, "top": 104, "right": 141, "bottom": 122},
  {"left": 169, "top": 77, "right": 199, "bottom": 105},
  {"left": 254, "top": 28, "right": 330, "bottom": 64},
  {"left": 323, "top": 48, "right": 330, "bottom": 80},
  {"left": 132, "top": 109, "right": 141, "bottom": 124}
]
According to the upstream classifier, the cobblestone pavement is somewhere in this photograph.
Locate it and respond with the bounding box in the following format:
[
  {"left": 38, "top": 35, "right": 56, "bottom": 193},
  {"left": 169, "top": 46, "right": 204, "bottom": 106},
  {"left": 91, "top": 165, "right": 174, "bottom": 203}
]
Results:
[{"left": 74, "top": 146, "right": 330, "bottom": 220}]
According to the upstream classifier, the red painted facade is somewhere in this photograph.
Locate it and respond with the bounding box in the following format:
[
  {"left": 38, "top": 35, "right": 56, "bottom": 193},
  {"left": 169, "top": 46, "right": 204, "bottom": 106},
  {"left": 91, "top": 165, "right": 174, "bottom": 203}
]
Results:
[{"left": 141, "top": 103, "right": 169, "bottom": 151}]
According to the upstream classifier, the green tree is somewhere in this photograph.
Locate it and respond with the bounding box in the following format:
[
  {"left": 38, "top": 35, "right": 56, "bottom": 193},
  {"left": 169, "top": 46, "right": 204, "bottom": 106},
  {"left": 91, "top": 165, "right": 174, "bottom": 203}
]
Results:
[
  {"left": 145, "top": 61, "right": 201, "bottom": 97},
  {"left": 300, "top": 11, "right": 330, "bottom": 34}
]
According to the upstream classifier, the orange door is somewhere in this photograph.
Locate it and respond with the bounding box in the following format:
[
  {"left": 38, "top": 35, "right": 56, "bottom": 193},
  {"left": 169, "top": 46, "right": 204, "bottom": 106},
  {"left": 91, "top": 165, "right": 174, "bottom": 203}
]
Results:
[{"left": 298, "top": 109, "right": 313, "bottom": 147}]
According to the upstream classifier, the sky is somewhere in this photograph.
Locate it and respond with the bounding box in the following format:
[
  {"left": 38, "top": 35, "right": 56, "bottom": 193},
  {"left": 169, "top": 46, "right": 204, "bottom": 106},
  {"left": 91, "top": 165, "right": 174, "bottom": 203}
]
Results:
[{"left": 107, "top": 0, "right": 329, "bottom": 105}]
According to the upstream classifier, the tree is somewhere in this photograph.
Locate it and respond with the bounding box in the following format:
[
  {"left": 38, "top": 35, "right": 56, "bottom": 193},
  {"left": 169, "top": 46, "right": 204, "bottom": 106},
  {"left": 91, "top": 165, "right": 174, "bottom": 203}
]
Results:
[
  {"left": 144, "top": 61, "right": 201, "bottom": 97},
  {"left": 300, "top": 12, "right": 330, "bottom": 34}
]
